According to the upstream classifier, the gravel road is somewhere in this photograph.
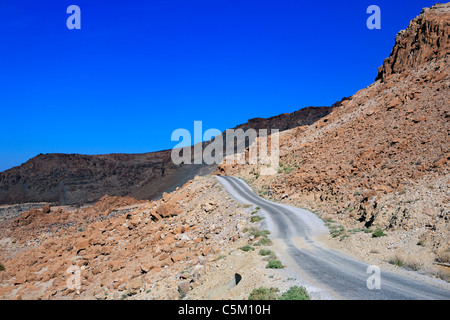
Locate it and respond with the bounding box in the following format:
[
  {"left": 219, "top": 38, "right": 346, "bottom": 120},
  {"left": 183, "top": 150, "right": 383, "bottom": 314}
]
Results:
[{"left": 217, "top": 175, "right": 450, "bottom": 300}]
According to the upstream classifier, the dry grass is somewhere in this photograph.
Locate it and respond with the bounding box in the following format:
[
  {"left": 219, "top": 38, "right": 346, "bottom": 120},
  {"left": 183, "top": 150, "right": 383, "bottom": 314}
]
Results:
[
  {"left": 436, "top": 243, "right": 450, "bottom": 264},
  {"left": 388, "top": 250, "right": 424, "bottom": 271},
  {"left": 387, "top": 248, "right": 450, "bottom": 282}
]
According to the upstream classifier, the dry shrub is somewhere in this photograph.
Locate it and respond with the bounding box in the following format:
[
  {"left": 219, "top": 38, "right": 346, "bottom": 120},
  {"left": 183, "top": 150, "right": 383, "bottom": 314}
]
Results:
[
  {"left": 388, "top": 250, "right": 424, "bottom": 271},
  {"left": 436, "top": 243, "right": 450, "bottom": 264}
]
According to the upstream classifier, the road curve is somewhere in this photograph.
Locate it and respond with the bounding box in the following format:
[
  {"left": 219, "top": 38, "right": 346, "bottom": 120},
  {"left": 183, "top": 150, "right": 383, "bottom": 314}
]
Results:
[{"left": 217, "top": 175, "right": 450, "bottom": 300}]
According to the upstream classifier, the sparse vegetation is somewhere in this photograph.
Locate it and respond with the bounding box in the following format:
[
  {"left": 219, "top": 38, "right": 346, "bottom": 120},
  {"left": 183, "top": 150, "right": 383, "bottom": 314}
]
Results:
[
  {"left": 348, "top": 228, "right": 372, "bottom": 234},
  {"left": 324, "top": 219, "right": 346, "bottom": 238},
  {"left": 216, "top": 255, "right": 227, "bottom": 261},
  {"left": 0, "top": 262, "right": 5, "bottom": 272},
  {"left": 259, "top": 249, "right": 277, "bottom": 260},
  {"left": 259, "top": 249, "right": 273, "bottom": 256},
  {"left": 248, "top": 287, "right": 280, "bottom": 300},
  {"left": 254, "top": 237, "right": 273, "bottom": 246},
  {"left": 436, "top": 245, "right": 450, "bottom": 264},
  {"left": 266, "top": 259, "right": 284, "bottom": 269},
  {"left": 388, "top": 252, "right": 423, "bottom": 271},
  {"left": 248, "top": 286, "right": 311, "bottom": 300},
  {"left": 251, "top": 215, "right": 264, "bottom": 223},
  {"left": 240, "top": 245, "right": 255, "bottom": 252},
  {"left": 279, "top": 286, "right": 311, "bottom": 300},
  {"left": 278, "top": 162, "right": 297, "bottom": 174},
  {"left": 246, "top": 227, "right": 270, "bottom": 238},
  {"left": 330, "top": 225, "right": 345, "bottom": 238},
  {"left": 324, "top": 218, "right": 373, "bottom": 241},
  {"left": 372, "top": 229, "right": 387, "bottom": 238},
  {"left": 388, "top": 256, "right": 404, "bottom": 267}
]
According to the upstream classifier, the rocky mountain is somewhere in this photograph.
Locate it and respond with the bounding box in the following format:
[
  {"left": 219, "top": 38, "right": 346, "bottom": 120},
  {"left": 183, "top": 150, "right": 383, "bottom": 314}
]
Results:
[
  {"left": 0, "top": 3, "right": 449, "bottom": 301},
  {"left": 234, "top": 106, "right": 334, "bottom": 132},
  {"left": 376, "top": 3, "right": 450, "bottom": 81},
  {"left": 220, "top": 3, "right": 449, "bottom": 267},
  {"left": 0, "top": 106, "right": 331, "bottom": 206}
]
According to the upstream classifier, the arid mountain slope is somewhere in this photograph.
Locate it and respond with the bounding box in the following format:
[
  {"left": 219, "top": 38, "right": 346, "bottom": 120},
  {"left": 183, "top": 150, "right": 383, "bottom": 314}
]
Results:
[
  {"left": 221, "top": 3, "right": 449, "bottom": 266},
  {"left": 0, "top": 151, "right": 210, "bottom": 206},
  {"left": 0, "top": 106, "right": 331, "bottom": 206},
  {"left": 234, "top": 106, "right": 334, "bottom": 132},
  {"left": 0, "top": 3, "right": 449, "bottom": 300},
  {"left": 0, "top": 176, "right": 296, "bottom": 300}
]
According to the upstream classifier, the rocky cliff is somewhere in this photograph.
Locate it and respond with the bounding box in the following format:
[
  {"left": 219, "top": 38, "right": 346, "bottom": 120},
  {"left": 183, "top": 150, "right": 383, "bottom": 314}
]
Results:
[{"left": 376, "top": 3, "right": 450, "bottom": 81}]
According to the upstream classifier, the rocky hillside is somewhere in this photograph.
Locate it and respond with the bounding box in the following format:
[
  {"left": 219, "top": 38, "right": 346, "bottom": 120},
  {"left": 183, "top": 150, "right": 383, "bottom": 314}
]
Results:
[
  {"left": 234, "top": 106, "right": 334, "bottom": 132},
  {"left": 220, "top": 3, "right": 449, "bottom": 268},
  {"left": 0, "top": 3, "right": 448, "bottom": 300},
  {"left": 0, "top": 176, "right": 299, "bottom": 300},
  {"left": 0, "top": 106, "right": 331, "bottom": 206}
]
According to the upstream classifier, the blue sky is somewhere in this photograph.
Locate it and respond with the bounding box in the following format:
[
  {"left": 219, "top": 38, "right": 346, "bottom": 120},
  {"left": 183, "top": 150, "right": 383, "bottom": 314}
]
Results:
[{"left": 0, "top": 0, "right": 438, "bottom": 172}]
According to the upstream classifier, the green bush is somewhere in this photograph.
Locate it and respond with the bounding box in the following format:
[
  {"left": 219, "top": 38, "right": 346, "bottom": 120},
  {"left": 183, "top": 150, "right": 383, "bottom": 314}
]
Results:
[
  {"left": 248, "top": 228, "right": 270, "bottom": 238},
  {"left": 372, "top": 229, "right": 387, "bottom": 238},
  {"left": 240, "top": 245, "right": 255, "bottom": 252},
  {"left": 0, "top": 262, "right": 5, "bottom": 272},
  {"left": 248, "top": 287, "right": 279, "bottom": 300},
  {"left": 280, "top": 286, "right": 311, "bottom": 300},
  {"left": 266, "top": 260, "right": 284, "bottom": 269},
  {"left": 248, "top": 286, "right": 311, "bottom": 301},
  {"left": 254, "top": 237, "right": 273, "bottom": 246},
  {"left": 259, "top": 249, "right": 277, "bottom": 260},
  {"left": 251, "top": 215, "right": 264, "bottom": 223},
  {"left": 388, "top": 256, "right": 404, "bottom": 267},
  {"left": 259, "top": 249, "right": 273, "bottom": 256}
]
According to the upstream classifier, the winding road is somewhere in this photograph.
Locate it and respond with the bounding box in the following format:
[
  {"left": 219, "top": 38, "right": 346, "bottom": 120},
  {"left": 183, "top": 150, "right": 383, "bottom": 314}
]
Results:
[{"left": 217, "top": 175, "right": 450, "bottom": 300}]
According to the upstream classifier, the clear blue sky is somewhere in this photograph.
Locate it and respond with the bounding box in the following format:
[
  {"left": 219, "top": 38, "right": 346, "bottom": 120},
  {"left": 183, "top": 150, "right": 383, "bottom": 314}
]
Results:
[{"left": 0, "top": 0, "right": 438, "bottom": 172}]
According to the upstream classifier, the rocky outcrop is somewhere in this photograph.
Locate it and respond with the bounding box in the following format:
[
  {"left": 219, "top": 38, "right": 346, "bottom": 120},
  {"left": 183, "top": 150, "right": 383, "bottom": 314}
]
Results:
[{"left": 376, "top": 3, "right": 450, "bottom": 81}]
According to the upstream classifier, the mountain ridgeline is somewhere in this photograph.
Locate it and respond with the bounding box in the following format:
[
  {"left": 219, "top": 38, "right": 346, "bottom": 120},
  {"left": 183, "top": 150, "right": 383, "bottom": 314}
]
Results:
[{"left": 0, "top": 106, "right": 333, "bottom": 205}]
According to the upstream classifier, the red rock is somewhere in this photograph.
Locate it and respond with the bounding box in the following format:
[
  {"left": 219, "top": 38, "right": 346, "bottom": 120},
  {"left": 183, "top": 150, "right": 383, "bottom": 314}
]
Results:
[
  {"left": 140, "top": 263, "right": 154, "bottom": 274},
  {"left": 75, "top": 239, "right": 90, "bottom": 254},
  {"left": 156, "top": 203, "right": 181, "bottom": 218},
  {"left": 434, "top": 157, "right": 447, "bottom": 168},
  {"left": 171, "top": 253, "right": 187, "bottom": 263},
  {"left": 376, "top": 4, "right": 450, "bottom": 81},
  {"left": 151, "top": 267, "right": 162, "bottom": 274},
  {"left": 158, "top": 253, "right": 169, "bottom": 261}
]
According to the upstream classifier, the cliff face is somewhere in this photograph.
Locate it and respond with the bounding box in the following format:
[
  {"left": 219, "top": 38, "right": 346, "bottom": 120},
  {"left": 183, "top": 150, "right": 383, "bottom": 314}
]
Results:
[{"left": 376, "top": 3, "right": 450, "bottom": 81}]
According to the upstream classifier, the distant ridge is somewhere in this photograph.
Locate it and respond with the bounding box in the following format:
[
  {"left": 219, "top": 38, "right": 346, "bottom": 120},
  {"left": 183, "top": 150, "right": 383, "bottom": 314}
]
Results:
[{"left": 0, "top": 106, "right": 332, "bottom": 205}]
